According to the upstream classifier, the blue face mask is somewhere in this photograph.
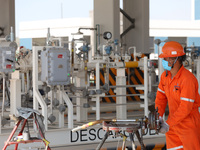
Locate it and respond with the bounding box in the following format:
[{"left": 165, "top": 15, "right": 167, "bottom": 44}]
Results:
[{"left": 162, "top": 59, "right": 172, "bottom": 71}]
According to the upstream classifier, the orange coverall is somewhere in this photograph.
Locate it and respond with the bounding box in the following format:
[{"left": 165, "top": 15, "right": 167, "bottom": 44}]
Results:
[{"left": 155, "top": 65, "right": 200, "bottom": 150}]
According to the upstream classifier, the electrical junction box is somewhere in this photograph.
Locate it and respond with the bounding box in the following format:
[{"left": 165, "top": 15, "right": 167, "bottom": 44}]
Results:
[
  {"left": 0, "top": 42, "right": 17, "bottom": 73},
  {"left": 41, "top": 47, "right": 70, "bottom": 85}
]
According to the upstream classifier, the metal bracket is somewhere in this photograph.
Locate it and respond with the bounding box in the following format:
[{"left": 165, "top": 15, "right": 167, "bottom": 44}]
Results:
[{"left": 120, "top": 8, "right": 135, "bottom": 38}]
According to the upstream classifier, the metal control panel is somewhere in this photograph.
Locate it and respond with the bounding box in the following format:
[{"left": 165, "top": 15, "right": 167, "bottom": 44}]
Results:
[
  {"left": 0, "top": 42, "right": 16, "bottom": 73},
  {"left": 41, "top": 47, "right": 70, "bottom": 85}
]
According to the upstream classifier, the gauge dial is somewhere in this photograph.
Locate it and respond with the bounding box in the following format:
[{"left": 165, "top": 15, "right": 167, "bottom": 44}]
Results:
[{"left": 103, "top": 32, "right": 112, "bottom": 40}]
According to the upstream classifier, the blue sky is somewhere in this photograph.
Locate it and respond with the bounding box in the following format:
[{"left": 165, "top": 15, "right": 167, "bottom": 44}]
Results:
[{"left": 15, "top": 0, "right": 192, "bottom": 36}]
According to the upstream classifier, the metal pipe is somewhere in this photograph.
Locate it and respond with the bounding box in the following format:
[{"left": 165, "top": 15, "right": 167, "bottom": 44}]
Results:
[
  {"left": 74, "top": 103, "right": 142, "bottom": 107},
  {"left": 96, "top": 62, "right": 100, "bottom": 90},
  {"left": 87, "top": 61, "right": 143, "bottom": 69},
  {"left": 58, "top": 85, "right": 64, "bottom": 128},
  {"left": 46, "top": 28, "right": 51, "bottom": 46},
  {"left": 96, "top": 24, "right": 100, "bottom": 54},
  {"left": 109, "top": 84, "right": 143, "bottom": 88},
  {"left": 120, "top": 8, "right": 135, "bottom": 24},
  {"left": 106, "top": 63, "right": 110, "bottom": 90},
  {"left": 78, "top": 27, "right": 97, "bottom": 32},
  {"left": 69, "top": 94, "right": 143, "bottom": 98},
  {"left": 21, "top": 73, "right": 25, "bottom": 93},
  {"left": 144, "top": 57, "right": 148, "bottom": 117},
  {"left": 128, "top": 46, "right": 137, "bottom": 60},
  {"left": 26, "top": 72, "right": 30, "bottom": 92},
  {"left": 101, "top": 94, "right": 142, "bottom": 97},
  {"left": 77, "top": 27, "right": 98, "bottom": 54},
  {"left": 120, "top": 8, "right": 135, "bottom": 39},
  {"left": 10, "top": 26, "right": 14, "bottom": 42},
  {"left": 70, "top": 84, "right": 143, "bottom": 91},
  {"left": 128, "top": 68, "right": 130, "bottom": 85},
  {"left": 84, "top": 60, "right": 88, "bottom": 85},
  {"left": 2, "top": 73, "right": 5, "bottom": 117},
  {"left": 120, "top": 24, "right": 135, "bottom": 39},
  {"left": 103, "top": 64, "right": 109, "bottom": 89},
  {"left": 125, "top": 61, "right": 138, "bottom": 68},
  {"left": 96, "top": 24, "right": 100, "bottom": 47},
  {"left": 87, "top": 71, "right": 90, "bottom": 87},
  {"left": 50, "top": 86, "right": 54, "bottom": 114},
  {"left": 71, "top": 39, "right": 75, "bottom": 68}
]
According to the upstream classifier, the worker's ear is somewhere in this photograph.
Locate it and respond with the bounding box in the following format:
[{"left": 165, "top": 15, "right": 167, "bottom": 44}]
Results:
[{"left": 182, "top": 55, "right": 186, "bottom": 61}]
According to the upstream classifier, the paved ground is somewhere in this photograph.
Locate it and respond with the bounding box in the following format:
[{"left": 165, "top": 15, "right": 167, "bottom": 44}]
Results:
[{"left": 51, "top": 135, "right": 166, "bottom": 150}]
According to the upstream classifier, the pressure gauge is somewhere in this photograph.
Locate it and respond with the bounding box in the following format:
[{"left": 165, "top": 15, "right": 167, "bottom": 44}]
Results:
[{"left": 103, "top": 32, "right": 112, "bottom": 40}]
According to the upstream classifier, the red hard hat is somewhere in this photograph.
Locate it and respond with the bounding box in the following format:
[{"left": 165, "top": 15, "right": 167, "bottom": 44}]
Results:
[{"left": 159, "top": 41, "right": 185, "bottom": 58}]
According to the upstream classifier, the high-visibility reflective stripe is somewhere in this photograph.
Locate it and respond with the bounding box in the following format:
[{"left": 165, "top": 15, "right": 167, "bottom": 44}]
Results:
[
  {"left": 180, "top": 97, "right": 194, "bottom": 103},
  {"left": 167, "top": 145, "right": 183, "bottom": 150},
  {"left": 158, "top": 88, "right": 165, "bottom": 94}
]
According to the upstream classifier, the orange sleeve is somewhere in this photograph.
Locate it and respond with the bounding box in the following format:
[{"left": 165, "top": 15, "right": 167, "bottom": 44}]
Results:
[
  {"left": 155, "top": 73, "right": 168, "bottom": 117},
  {"left": 166, "top": 77, "right": 197, "bottom": 127}
]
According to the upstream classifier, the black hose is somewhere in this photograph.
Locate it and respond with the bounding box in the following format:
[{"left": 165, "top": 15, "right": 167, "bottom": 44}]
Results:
[{"left": 5, "top": 80, "right": 10, "bottom": 105}]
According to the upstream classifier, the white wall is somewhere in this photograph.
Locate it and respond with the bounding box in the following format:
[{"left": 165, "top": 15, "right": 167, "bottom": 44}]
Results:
[
  {"left": 19, "top": 18, "right": 92, "bottom": 38},
  {"left": 150, "top": 20, "right": 200, "bottom": 37}
]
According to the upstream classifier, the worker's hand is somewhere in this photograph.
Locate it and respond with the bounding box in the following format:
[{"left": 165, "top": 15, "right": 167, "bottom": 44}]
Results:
[{"left": 159, "top": 121, "right": 169, "bottom": 134}]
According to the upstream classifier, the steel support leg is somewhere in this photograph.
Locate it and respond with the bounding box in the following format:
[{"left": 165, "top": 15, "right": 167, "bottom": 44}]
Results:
[
  {"left": 135, "top": 130, "right": 146, "bottom": 150},
  {"left": 96, "top": 131, "right": 109, "bottom": 150},
  {"left": 14, "top": 119, "right": 27, "bottom": 150},
  {"left": 2, "top": 120, "right": 22, "bottom": 150},
  {"left": 121, "top": 134, "right": 127, "bottom": 150},
  {"left": 129, "top": 133, "right": 136, "bottom": 150}
]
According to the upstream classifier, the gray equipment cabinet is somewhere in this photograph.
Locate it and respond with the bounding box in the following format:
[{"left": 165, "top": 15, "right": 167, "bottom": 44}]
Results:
[
  {"left": 0, "top": 42, "right": 17, "bottom": 73},
  {"left": 41, "top": 47, "right": 70, "bottom": 85}
]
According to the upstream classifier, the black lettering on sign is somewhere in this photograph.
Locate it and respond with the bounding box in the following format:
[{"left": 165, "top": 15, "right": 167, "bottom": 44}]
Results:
[
  {"left": 117, "top": 130, "right": 123, "bottom": 138},
  {"left": 109, "top": 131, "right": 114, "bottom": 138},
  {"left": 71, "top": 131, "right": 79, "bottom": 142},
  {"left": 89, "top": 129, "right": 96, "bottom": 141},
  {"left": 80, "top": 129, "right": 88, "bottom": 141},
  {"left": 97, "top": 128, "right": 103, "bottom": 140}
]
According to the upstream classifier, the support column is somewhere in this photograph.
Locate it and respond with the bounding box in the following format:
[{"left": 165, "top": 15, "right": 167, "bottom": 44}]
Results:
[
  {"left": 116, "top": 68, "right": 127, "bottom": 119},
  {"left": 10, "top": 71, "right": 21, "bottom": 116},
  {"left": 75, "top": 76, "right": 88, "bottom": 122},
  {"left": 95, "top": 62, "right": 100, "bottom": 120},
  {"left": 123, "top": 0, "right": 149, "bottom": 53},
  {"left": 144, "top": 57, "right": 149, "bottom": 117}
]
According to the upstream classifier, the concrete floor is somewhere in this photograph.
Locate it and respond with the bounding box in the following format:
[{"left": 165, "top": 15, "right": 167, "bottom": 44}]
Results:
[{"left": 50, "top": 135, "right": 166, "bottom": 150}]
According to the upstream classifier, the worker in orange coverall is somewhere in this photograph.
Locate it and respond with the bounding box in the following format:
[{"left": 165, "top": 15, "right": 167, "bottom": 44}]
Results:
[{"left": 155, "top": 41, "right": 200, "bottom": 150}]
